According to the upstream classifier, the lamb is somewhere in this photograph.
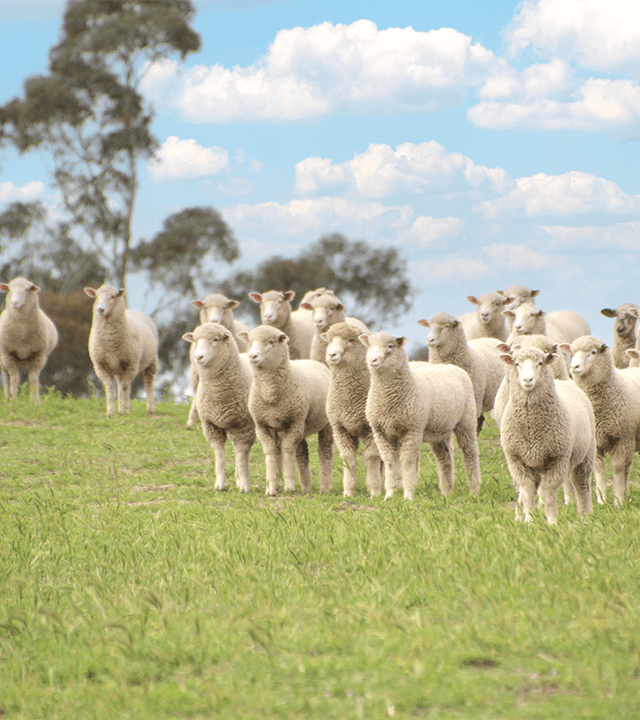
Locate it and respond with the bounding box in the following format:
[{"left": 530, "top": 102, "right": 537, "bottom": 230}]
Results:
[
  {"left": 499, "top": 285, "right": 539, "bottom": 331},
  {"left": 417, "top": 312, "right": 505, "bottom": 433},
  {"left": 505, "top": 302, "right": 591, "bottom": 346},
  {"left": 182, "top": 323, "right": 255, "bottom": 492},
  {"left": 248, "top": 290, "right": 315, "bottom": 360},
  {"left": 458, "top": 292, "right": 509, "bottom": 342},
  {"left": 360, "top": 331, "right": 481, "bottom": 500},
  {"left": 300, "top": 291, "right": 369, "bottom": 365},
  {"left": 567, "top": 336, "right": 640, "bottom": 506},
  {"left": 237, "top": 325, "right": 334, "bottom": 495},
  {"left": 0, "top": 277, "right": 58, "bottom": 403},
  {"left": 186, "top": 292, "right": 251, "bottom": 429},
  {"left": 499, "top": 346, "right": 595, "bottom": 524},
  {"left": 84, "top": 285, "right": 158, "bottom": 417},
  {"left": 600, "top": 304, "right": 639, "bottom": 369},
  {"left": 321, "top": 322, "right": 382, "bottom": 497}
]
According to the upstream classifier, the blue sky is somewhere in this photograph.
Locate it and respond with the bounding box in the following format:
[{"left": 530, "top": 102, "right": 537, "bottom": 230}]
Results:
[{"left": 2, "top": 0, "right": 640, "bottom": 350}]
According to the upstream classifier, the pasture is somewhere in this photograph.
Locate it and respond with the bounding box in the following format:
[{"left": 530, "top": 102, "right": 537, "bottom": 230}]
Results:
[{"left": 1, "top": 392, "right": 639, "bottom": 719}]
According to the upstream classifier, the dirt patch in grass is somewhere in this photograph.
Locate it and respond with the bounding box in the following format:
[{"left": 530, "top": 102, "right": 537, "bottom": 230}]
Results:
[{"left": 333, "top": 501, "right": 379, "bottom": 513}]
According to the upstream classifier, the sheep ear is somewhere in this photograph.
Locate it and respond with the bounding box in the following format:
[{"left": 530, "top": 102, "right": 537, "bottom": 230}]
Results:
[
  {"left": 558, "top": 343, "right": 572, "bottom": 354},
  {"left": 502, "top": 309, "right": 515, "bottom": 318},
  {"left": 358, "top": 334, "right": 370, "bottom": 347},
  {"left": 28, "top": 283, "right": 40, "bottom": 292},
  {"left": 495, "top": 290, "right": 506, "bottom": 297},
  {"left": 496, "top": 343, "right": 511, "bottom": 353},
  {"left": 546, "top": 353, "right": 558, "bottom": 365},
  {"left": 600, "top": 308, "right": 616, "bottom": 318},
  {"left": 629, "top": 307, "right": 639, "bottom": 319},
  {"left": 531, "top": 290, "right": 540, "bottom": 298},
  {"left": 237, "top": 331, "right": 249, "bottom": 343},
  {"left": 278, "top": 333, "right": 289, "bottom": 344},
  {"left": 467, "top": 295, "right": 479, "bottom": 306},
  {"left": 300, "top": 302, "right": 313, "bottom": 311},
  {"left": 500, "top": 354, "right": 514, "bottom": 365},
  {"left": 182, "top": 332, "right": 195, "bottom": 343},
  {"left": 336, "top": 303, "right": 345, "bottom": 312},
  {"left": 626, "top": 348, "right": 640, "bottom": 360},
  {"left": 192, "top": 299, "right": 204, "bottom": 309},
  {"left": 84, "top": 287, "right": 97, "bottom": 298},
  {"left": 0, "top": 283, "right": 10, "bottom": 293},
  {"left": 319, "top": 332, "right": 329, "bottom": 342},
  {"left": 396, "top": 337, "right": 407, "bottom": 347},
  {"left": 600, "top": 342, "right": 608, "bottom": 352},
  {"left": 417, "top": 319, "right": 429, "bottom": 327},
  {"left": 117, "top": 289, "right": 126, "bottom": 297},
  {"left": 283, "top": 290, "right": 295, "bottom": 302},
  {"left": 248, "top": 292, "right": 263, "bottom": 303}
]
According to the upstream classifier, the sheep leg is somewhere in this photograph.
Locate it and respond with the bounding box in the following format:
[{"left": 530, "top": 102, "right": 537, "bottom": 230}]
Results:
[
  {"left": 371, "top": 426, "right": 400, "bottom": 499},
  {"left": 610, "top": 445, "right": 633, "bottom": 507},
  {"left": 95, "top": 365, "right": 116, "bottom": 417},
  {"left": 506, "top": 458, "right": 536, "bottom": 522},
  {"left": 362, "top": 432, "right": 383, "bottom": 497},
  {"left": 454, "top": 419, "right": 482, "bottom": 494},
  {"left": 186, "top": 371, "right": 199, "bottom": 429},
  {"left": 571, "top": 460, "right": 593, "bottom": 517},
  {"left": 562, "top": 477, "right": 574, "bottom": 505},
  {"left": 593, "top": 450, "right": 607, "bottom": 504},
  {"left": 292, "top": 438, "right": 310, "bottom": 493},
  {"left": 398, "top": 436, "right": 422, "bottom": 500},
  {"left": 231, "top": 438, "right": 253, "bottom": 493},
  {"left": 117, "top": 376, "right": 132, "bottom": 415},
  {"left": 317, "top": 424, "right": 334, "bottom": 494},
  {"left": 429, "top": 439, "right": 454, "bottom": 495},
  {"left": 539, "top": 463, "right": 569, "bottom": 524},
  {"left": 2, "top": 361, "right": 20, "bottom": 400},
  {"left": 333, "top": 426, "right": 359, "bottom": 497},
  {"left": 256, "top": 424, "right": 280, "bottom": 496},
  {"left": 202, "top": 421, "right": 228, "bottom": 490},
  {"left": 27, "top": 360, "right": 44, "bottom": 405},
  {"left": 142, "top": 362, "right": 156, "bottom": 415}
]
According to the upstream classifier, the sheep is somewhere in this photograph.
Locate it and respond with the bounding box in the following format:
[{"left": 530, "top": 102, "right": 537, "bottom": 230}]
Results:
[
  {"left": 84, "top": 285, "right": 158, "bottom": 417},
  {"left": 0, "top": 277, "right": 58, "bottom": 403},
  {"left": 498, "top": 346, "right": 595, "bottom": 524},
  {"left": 321, "top": 322, "right": 382, "bottom": 497},
  {"left": 185, "top": 292, "right": 251, "bottom": 429},
  {"left": 567, "top": 336, "right": 640, "bottom": 506},
  {"left": 237, "top": 325, "right": 334, "bottom": 496},
  {"left": 505, "top": 302, "right": 591, "bottom": 346},
  {"left": 248, "top": 290, "right": 315, "bottom": 360},
  {"left": 360, "top": 331, "right": 481, "bottom": 500},
  {"left": 499, "top": 285, "right": 539, "bottom": 331},
  {"left": 626, "top": 348, "right": 640, "bottom": 368},
  {"left": 417, "top": 312, "right": 505, "bottom": 434},
  {"left": 600, "top": 304, "right": 639, "bottom": 369},
  {"left": 458, "top": 292, "right": 509, "bottom": 342},
  {"left": 182, "top": 323, "right": 255, "bottom": 492},
  {"left": 300, "top": 291, "right": 369, "bottom": 365}
]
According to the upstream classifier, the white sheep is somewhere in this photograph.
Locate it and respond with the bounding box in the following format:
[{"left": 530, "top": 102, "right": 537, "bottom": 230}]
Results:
[
  {"left": 499, "top": 284, "right": 539, "bottom": 331},
  {"left": 300, "top": 291, "right": 369, "bottom": 365},
  {"left": 505, "top": 302, "right": 591, "bottom": 346},
  {"left": 248, "top": 290, "right": 315, "bottom": 360},
  {"left": 321, "top": 322, "right": 382, "bottom": 497},
  {"left": 499, "top": 346, "right": 595, "bottom": 524},
  {"left": 360, "top": 331, "right": 481, "bottom": 500},
  {"left": 185, "top": 292, "right": 251, "bottom": 429},
  {"left": 458, "top": 292, "right": 509, "bottom": 342},
  {"left": 84, "top": 285, "right": 158, "bottom": 417},
  {"left": 237, "top": 325, "right": 334, "bottom": 495},
  {"left": 0, "top": 277, "right": 58, "bottom": 403},
  {"left": 600, "top": 304, "right": 640, "bottom": 369},
  {"left": 567, "top": 336, "right": 640, "bottom": 506},
  {"left": 182, "top": 323, "right": 255, "bottom": 492},
  {"left": 417, "top": 312, "right": 505, "bottom": 434}
]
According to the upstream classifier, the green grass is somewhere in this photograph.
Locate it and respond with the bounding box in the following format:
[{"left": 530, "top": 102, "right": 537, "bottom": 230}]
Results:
[{"left": 1, "top": 391, "right": 639, "bottom": 719}]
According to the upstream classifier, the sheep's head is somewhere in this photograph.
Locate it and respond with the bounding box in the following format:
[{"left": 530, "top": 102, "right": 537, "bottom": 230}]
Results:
[
  {"left": 467, "top": 292, "right": 509, "bottom": 325},
  {"left": 1, "top": 277, "right": 40, "bottom": 312},
  {"left": 322, "top": 322, "right": 365, "bottom": 366},
  {"left": 501, "top": 346, "right": 556, "bottom": 393},
  {"left": 360, "top": 331, "right": 407, "bottom": 371},
  {"left": 302, "top": 293, "right": 346, "bottom": 331},
  {"left": 510, "top": 302, "right": 545, "bottom": 335},
  {"left": 601, "top": 304, "right": 640, "bottom": 338},
  {"left": 418, "top": 312, "right": 461, "bottom": 348},
  {"left": 569, "top": 336, "right": 610, "bottom": 380},
  {"left": 183, "top": 323, "right": 235, "bottom": 368},
  {"left": 499, "top": 285, "right": 539, "bottom": 311},
  {"left": 249, "top": 290, "right": 294, "bottom": 327},
  {"left": 192, "top": 293, "right": 240, "bottom": 325},
  {"left": 84, "top": 285, "right": 125, "bottom": 318},
  {"left": 242, "top": 325, "right": 289, "bottom": 369}
]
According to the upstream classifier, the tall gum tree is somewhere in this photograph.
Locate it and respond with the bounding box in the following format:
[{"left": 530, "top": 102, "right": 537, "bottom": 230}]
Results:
[{"left": 0, "top": 0, "right": 201, "bottom": 288}]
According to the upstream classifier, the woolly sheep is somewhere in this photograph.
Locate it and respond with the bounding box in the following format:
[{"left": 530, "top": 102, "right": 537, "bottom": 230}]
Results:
[
  {"left": 505, "top": 302, "right": 591, "bottom": 346},
  {"left": 600, "top": 304, "right": 640, "bottom": 369},
  {"left": 360, "top": 331, "right": 481, "bottom": 500},
  {"left": 321, "top": 322, "right": 382, "bottom": 497},
  {"left": 417, "top": 312, "right": 505, "bottom": 434},
  {"left": 567, "top": 336, "right": 640, "bottom": 506},
  {"left": 248, "top": 290, "right": 315, "bottom": 360},
  {"left": 0, "top": 277, "right": 58, "bottom": 403},
  {"left": 301, "top": 291, "right": 369, "bottom": 365},
  {"left": 182, "top": 323, "right": 255, "bottom": 492},
  {"left": 186, "top": 292, "right": 251, "bottom": 429},
  {"left": 499, "top": 346, "right": 595, "bottom": 524},
  {"left": 499, "top": 285, "right": 539, "bottom": 331},
  {"left": 237, "top": 325, "right": 334, "bottom": 496},
  {"left": 84, "top": 285, "right": 158, "bottom": 417},
  {"left": 458, "top": 292, "right": 509, "bottom": 342}
]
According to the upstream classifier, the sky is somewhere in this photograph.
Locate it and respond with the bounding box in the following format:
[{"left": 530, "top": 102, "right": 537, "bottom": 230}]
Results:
[{"left": 2, "top": 0, "right": 640, "bottom": 351}]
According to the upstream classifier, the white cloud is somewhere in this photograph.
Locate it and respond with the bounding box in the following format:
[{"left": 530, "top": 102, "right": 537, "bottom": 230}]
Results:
[
  {"left": 414, "top": 256, "right": 491, "bottom": 284},
  {"left": 141, "top": 20, "right": 505, "bottom": 122},
  {"left": 483, "top": 242, "right": 562, "bottom": 272},
  {"left": 469, "top": 78, "right": 640, "bottom": 131},
  {"left": 505, "top": 0, "right": 640, "bottom": 72},
  {"left": 148, "top": 136, "right": 229, "bottom": 181},
  {"left": 295, "top": 142, "right": 513, "bottom": 199},
  {"left": 475, "top": 172, "right": 640, "bottom": 218},
  {"left": 477, "top": 59, "right": 575, "bottom": 101},
  {"left": 0, "top": 180, "right": 46, "bottom": 204},
  {"left": 541, "top": 221, "right": 640, "bottom": 249},
  {"left": 401, "top": 216, "right": 465, "bottom": 249}
]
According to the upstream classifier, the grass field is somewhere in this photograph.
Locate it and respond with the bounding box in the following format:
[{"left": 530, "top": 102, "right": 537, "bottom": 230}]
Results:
[{"left": 1, "top": 391, "right": 639, "bottom": 719}]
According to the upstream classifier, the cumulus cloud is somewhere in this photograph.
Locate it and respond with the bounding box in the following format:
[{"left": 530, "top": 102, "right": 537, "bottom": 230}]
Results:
[
  {"left": 141, "top": 20, "right": 505, "bottom": 122},
  {"left": 505, "top": 0, "right": 640, "bottom": 72},
  {"left": 469, "top": 78, "right": 640, "bottom": 131},
  {"left": 414, "top": 256, "right": 491, "bottom": 284},
  {"left": 541, "top": 221, "right": 640, "bottom": 249},
  {"left": 401, "top": 216, "right": 465, "bottom": 248},
  {"left": 295, "top": 142, "right": 513, "bottom": 199},
  {"left": 475, "top": 172, "right": 640, "bottom": 218},
  {"left": 483, "top": 242, "right": 563, "bottom": 272},
  {"left": 148, "top": 136, "right": 229, "bottom": 181},
  {"left": 0, "top": 180, "right": 46, "bottom": 204}
]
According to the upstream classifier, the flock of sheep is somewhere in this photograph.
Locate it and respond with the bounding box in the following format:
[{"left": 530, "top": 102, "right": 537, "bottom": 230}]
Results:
[{"left": 2, "top": 276, "right": 640, "bottom": 524}]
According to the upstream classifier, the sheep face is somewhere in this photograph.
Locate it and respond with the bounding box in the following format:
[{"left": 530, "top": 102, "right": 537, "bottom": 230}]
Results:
[
  {"left": 245, "top": 326, "right": 289, "bottom": 369},
  {"left": 250, "top": 290, "right": 295, "bottom": 326},
  {"left": 570, "top": 338, "right": 610, "bottom": 381},
  {"left": 1, "top": 277, "right": 40, "bottom": 312},
  {"left": 184, "top": 324, "right": 234, "bottom": 369},
  {"left": 511, "top": 350, "right": 555, "bottom": 393},
  {"left": 419, "top": 313, "right": 460, "bottom": 349},
  {"left": 360, "top": 332, "right": 407, "bottom": 370},
  {"left": 501, "top": 285, "right": 539, "bottom": 311},
  {"left": 467, "top": 292, "right": 508, "bottom": 326},
  {"left": 512, "top": 303, "right": 544, "bottom": 335},
  {"left": 192, "top": 294, "right": 239, "bottom": 325},
  {"left": 309, "top": 297, "right": 345, "bottom": 331},
  {"left": 601, "top": 304, "right": 639, "bottom": 339},
  {"left": 84, "top": 285, "right": 125, "bottom": 319}
]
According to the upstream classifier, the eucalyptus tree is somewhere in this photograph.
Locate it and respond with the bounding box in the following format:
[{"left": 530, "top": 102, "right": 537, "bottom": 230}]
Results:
[{"left": 0, "top": 0, "right": 201, "bottom": 288}]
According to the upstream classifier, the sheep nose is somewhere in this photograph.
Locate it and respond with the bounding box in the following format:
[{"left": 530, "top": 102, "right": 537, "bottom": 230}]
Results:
[
  {"left": 248, "top": 352, "right": 260, "bottom": 363},
  {"left": 195, "top": 352, "right": 205, "bottom": 363},
  {"left": 427, "top": 336, "right": 438, "bottom": 346},
  {"left": 327, "top": 351, "right": 340, "bottom": 363},
  {"left": 97, "top": 306, "right": 105, "bottom": 315}
]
